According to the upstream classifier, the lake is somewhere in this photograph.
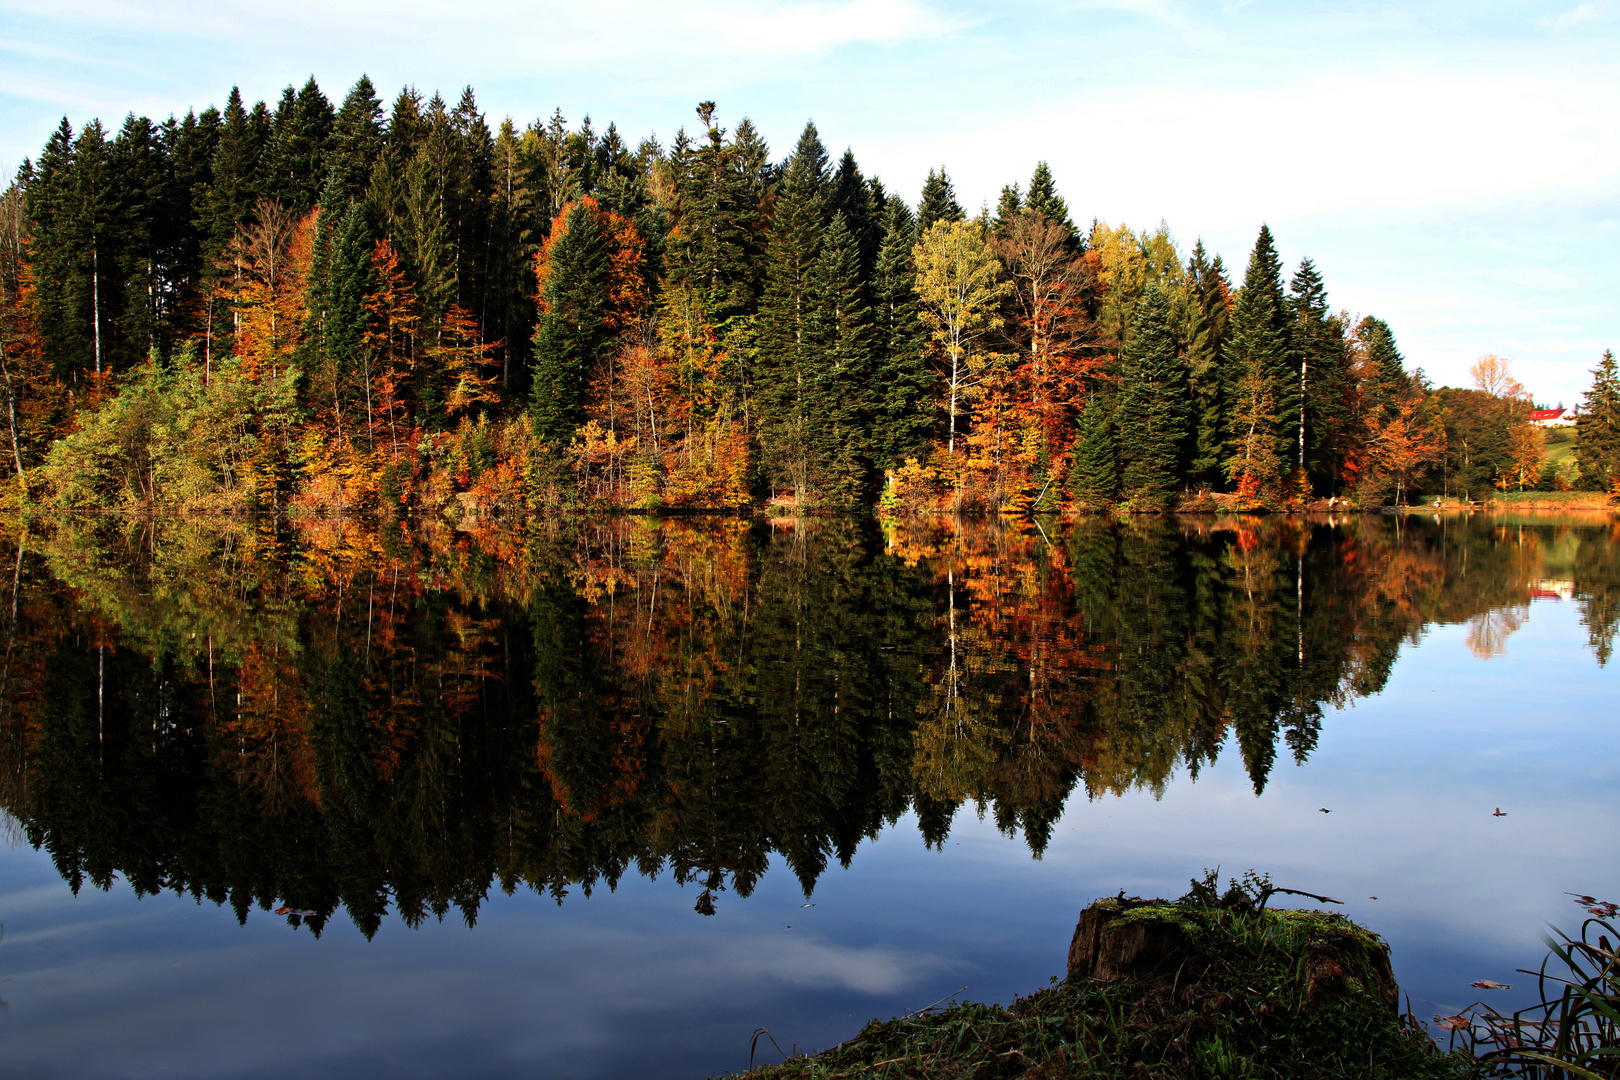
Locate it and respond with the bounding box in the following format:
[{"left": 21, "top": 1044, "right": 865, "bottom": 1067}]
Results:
[{"left": 0, "top": 512, "right": 1615, "bottom": 1079}]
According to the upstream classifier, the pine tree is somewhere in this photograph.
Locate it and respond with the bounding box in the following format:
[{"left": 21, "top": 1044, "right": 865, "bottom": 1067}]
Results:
[
  {"left": 200, "top": 86, "right": 264, "bottom": 324},
  {"left": 327, "top": 76, "right": 384, "bottom": 208},
  {"left": 869, "top": 196, "right": 932, "bottom": 471},
  {"left": 993, "top": 184, "right": 1022, "bottom": 234},
  {"left": 1224, "top": 225, "right": 1291, "bottom": 487},
  {"left": 1024, "top": 162, "right": 1078, "bottom": 250},
  {"left": 825, "top": 149, "right": 878, "bottom": 282},
  {"left": 1069, "top": 392, "right": 1118, "bottom": 507},
  {"left": 917, "top": 168, "right": 964, "bottom": 231},
  {"left": 1289, "top": 257, "right": 1350, "bottom": 493},
  {"left": 110, "top": 113, "right": 170, "bottom": 360},
  {"left": 531, "top": 200, "right": 609, "bottom": 445},
  {"left": 265, "top": 77, "right": 333, "bottom": 214},
  {"left": 804, "top": 213, "right": 873, "bottom": 505},
  {"left": 755, "top": 121, "right": 829, "bottom": 500},
  {"left": 1576, "top": 349, "right": 1620, "bottom": 491},
  {"left": 1117, "top": 281, "right": 1189, "bottom": 506}
]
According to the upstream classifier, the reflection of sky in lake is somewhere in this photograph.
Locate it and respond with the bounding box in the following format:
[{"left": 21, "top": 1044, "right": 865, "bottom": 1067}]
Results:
[{"left": 1, "top": 594, "right": 1615, "bottom": 1080}]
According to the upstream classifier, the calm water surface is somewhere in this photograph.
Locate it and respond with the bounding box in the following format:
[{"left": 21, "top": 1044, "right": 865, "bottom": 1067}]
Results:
[{"left": 0, "top": 513, "right": 1616, "bottom": 1079}]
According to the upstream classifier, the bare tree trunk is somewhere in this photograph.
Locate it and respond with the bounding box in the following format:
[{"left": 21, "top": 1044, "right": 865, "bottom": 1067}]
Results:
[{"left": 92, "top": 243, "right": 102, "bottom": 375}]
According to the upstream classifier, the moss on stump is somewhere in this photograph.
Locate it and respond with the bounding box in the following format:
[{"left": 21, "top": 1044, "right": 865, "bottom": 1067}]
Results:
[{"left": 726, "top": 875, "right": 1462, "bottom": 1079}]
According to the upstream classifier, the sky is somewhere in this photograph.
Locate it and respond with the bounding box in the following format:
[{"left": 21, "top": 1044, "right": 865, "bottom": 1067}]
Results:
[{"left": 1, "top": 0, "right": 1615, "bottom": 405}]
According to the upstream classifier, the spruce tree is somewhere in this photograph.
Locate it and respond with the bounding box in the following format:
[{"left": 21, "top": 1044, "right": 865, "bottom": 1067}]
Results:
[
  {"left": 531, "top": 201, "right": 609, "bottom": 445},
  {"left": 825, "top": 149, "right": 878, "bottom": 281},
  {"left": 755, "top": 121, "right": 829, "bottom": 500},
  {"left": 1183, "top": 240, "right": 1225, "bottom": 486},
  {"left": 327, "top": 76, "right": 384, "bottom": 208},
  {"left": 804, "top": 213, "right": 874, "bottom": 505},
  {"left": 110, "top": 114, "right": 169, "bottom": 359},
  {"left": 869, "top": 196, "right": 932, "bottom": 471},
  {"left": 1069, "top": 392, "right": 1118, "bottom": 507},
  {"left": 993, "top": 184, "right": 1022, "bottom": 234},
  {"left": 1117, "top": 281, "right": 1189, "bottom": 506},
  {"left": 1289, "top": 257, "right": 1350, "bottom": 493},
  {"left": 1024, "top": 161, "right": 1078, "bottom": 249},
  {"left": 200, "top": 88, "right": 262, "bottom": 289},
  {"left": 917, "top": 168, "right": 964, "bottom": 231},
  {"left": 1576, "top": 349, "right": 1620, "bottom": 491},
  {"left": 1224, "top": 225, "right": 1292, "bottom": 486},
  {"left": 265, "top": 77, "right": 333, "bottom": 213}
]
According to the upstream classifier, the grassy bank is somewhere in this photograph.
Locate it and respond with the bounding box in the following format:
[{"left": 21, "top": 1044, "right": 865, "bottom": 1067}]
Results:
[{"left": 720, "top": 877, "right": 1619, "bottom": 1080}]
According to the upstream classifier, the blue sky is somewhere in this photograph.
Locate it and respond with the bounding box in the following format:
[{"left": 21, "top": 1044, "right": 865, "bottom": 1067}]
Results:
[{"left": 1, "top": 0, "right": 1615, "bottom": 404}]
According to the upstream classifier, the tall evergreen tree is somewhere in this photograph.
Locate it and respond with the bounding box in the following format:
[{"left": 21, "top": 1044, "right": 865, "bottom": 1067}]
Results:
[
  {"left": 1224, "top": 225, "right": 1292, "bottom": 485},
  {"left": 917, "top": 168, "right": 964, "bottom": 231},
  {"left": 531, "top": 200, "right": 609, "bottom": 445},
  {"left": 1576, "top": 349, "right": 1620, "bottom": 491},
  {"left": 1288, "top": 258, "right": 1350, "bottom": 492},
  {"left": 804, "top": 213, "right": 873, "bottom": 505},
  {"left": 825, "top": 149, "right": 878, "bottom": 282},
  {"left": 265, "top": 77, "right": 333, "bottom": 213},
  {"left": 1069, "top": 392, "right": 1118, "bottom": 507},
  {"left": 755, "top": 121, "right": 829, "bottom": 500},
  {"left": 327, "top": 77, "right": 384, "bottom": 208},
  {"left": 1181, "top": 240, "right": 1225, "bottom": 486},
  {"left": 1117, "top": 281, "right": 1189, "bottom": 506},
  {"left": 1024, "top": 162, "right": 1078, "bottom": 250},
  {"left": 869, "top": 196, "right": 932, "bottom": 471}
]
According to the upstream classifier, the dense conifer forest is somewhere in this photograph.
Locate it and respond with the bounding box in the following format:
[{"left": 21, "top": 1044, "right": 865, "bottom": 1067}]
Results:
[{"left": 1, "top": 77, "right": 1617, "bottom": 514}]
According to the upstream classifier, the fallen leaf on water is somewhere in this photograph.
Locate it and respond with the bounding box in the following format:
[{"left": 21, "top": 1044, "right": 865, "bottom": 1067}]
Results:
[
  {"left": 1572, "top": 894, "right": 1598, "bottom": 905},
  {"left": 275, "top": 906, "right": 293, "bottom": 915},
  {"left": 1434, "top": 1015, "right": 1471, "bottom": 1031},
  {"left": 801, "top": 904, "right": 816, "bottom": 908},
  {"left": 1369, "top": 896, "right": 1379, "bottom": 900},
  {"left": 275, "top": 906, "right": 316, "bottom": 917},
  {"left": 1493, "top": 808, "right": 1507, "bottom": 817},
  {"left": 1318, "top": 808, "right": 1332, "bottom": 813},
  {"left": 1472, "top": 980, "right": 1512, "bottom": 990},
  {"left": 1590, "top": 903, "right": 1618, "bottom": 918}
]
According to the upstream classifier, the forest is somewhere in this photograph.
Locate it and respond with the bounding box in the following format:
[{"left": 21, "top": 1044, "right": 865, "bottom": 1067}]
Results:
[
  {"left": 1, "top": 513, "right": 1616, "bottom": 929},
  {"left": 1, "top": 76, "right": 1619, "bottom": 515}
]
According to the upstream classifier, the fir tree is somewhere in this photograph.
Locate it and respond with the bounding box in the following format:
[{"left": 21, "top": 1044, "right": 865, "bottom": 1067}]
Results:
[
  {"left": 993, "top": 184, "right": 1022, "bottom": 234},
  {"left": 825, "top": 149, "right": 878, "bottom": 282},
  {"left": 200, "top": 87, "right": 263, "bottom": 299},
  {"left": 1289, "top": 257, "right": 1350, "bottom": 493},
  {"left": 1224, "top": 225, "right": 1292, "bottom": 486},
  {"left": 1069, "top": 392, "right": 1118, "bottom": 507},
  {"left": 1024, "top": 162, "right": 1078, "bottom": 250},
  {"left": 755, "top": 121, "right": 829, "bottom": 500},
  {"left": 327, "top": 76, "right": 384, "bottom": 208},
  {"left": 266, "top": 77, "right": 333, "bottom": 214},
  {"left": 531, "top": 200, "right": 609, "bottom": 445},
  {"left": 917, "top": 168, "right": 964, "bottom": 231},
  {"left": 1182, "top": 240, "right": 1225, "bottom": 486},
  {"left": 869, "top": 196, "right": 932, "bottom": 471},
  {"left": 1117, "top": 281, "right": 1189, "bottom": 506},
  {"left": 804, "top": 213, "right": 874, "bottom": 505},
  {"left": 1577, "top": 349, "right": 1620, "bottom": 491}
]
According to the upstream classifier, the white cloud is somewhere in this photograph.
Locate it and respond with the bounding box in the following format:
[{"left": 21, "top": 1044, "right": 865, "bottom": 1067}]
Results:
[{"left": 1539, "top": 1, "right": 1605, "bottom": 29}]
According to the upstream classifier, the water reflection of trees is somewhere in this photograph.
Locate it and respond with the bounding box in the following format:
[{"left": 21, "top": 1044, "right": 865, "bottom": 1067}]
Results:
[{"left": 0, "top": 513, "right": 1614, "bottom": 933}]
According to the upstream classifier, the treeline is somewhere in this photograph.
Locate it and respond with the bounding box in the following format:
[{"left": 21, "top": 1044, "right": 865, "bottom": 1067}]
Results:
[
  {"left": 2, "top": 77, "right": 1618, "bottom": 513},
  {"left": 3, "top": 515, "right": 1615, "bottom": 930}
]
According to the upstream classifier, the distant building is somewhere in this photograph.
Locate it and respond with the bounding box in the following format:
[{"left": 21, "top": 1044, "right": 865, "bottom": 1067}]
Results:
[{"left": 1530, "top": 407, "right": 1574, "bottom": 428}]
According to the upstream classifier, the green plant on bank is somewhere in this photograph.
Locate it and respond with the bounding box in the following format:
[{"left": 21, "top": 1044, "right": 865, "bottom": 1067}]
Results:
[
  {"left": 727, "top": 871, "right": 1461, "bottom": 1080},
  {"left": 1443, "top": 897, "right": 1619, "bottom": 1080}
]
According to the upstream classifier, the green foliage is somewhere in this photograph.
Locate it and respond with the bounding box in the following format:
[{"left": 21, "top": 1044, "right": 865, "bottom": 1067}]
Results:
[
  {"left": 1225, "top": 225, "right": 1293, "bottom": 482},
  {"left": 38, "top": 344, "right": 298, "bottom": 510},
  {"left": 1069, "top": 392, "right": 1118, "bottom": 507},
  {"left": 1118, "top": 281, "right": 1190, "bottom": 507},
  {"left": 531, "top": 200, "right": 610, "bottom": 445},
  {"left": 1577, "top": 349, "right": 1620, "bottom": 491}
]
